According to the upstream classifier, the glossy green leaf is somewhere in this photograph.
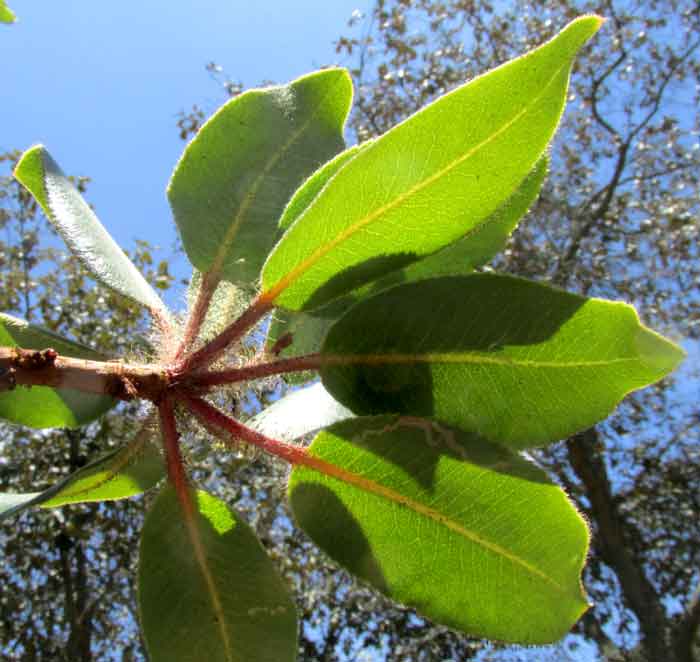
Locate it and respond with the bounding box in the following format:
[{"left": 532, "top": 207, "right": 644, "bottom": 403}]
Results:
[
  {"left": 261, "top": 17, "right": 602, "bottom": 311},
  {"left": 13, "top": 146, "right": 168, "bottom": 315},
  {"left": 139, "top": 486, "right": 297, "bottom": 662},
  {"left": 248, "top": 382, "right": 353, "bottom": 441},
  {"left": 168, "top": 68, "right": 352, "bottom": 286},
  {"left": 266, "top": 157, "right": 546, "bottom": 373},
  {"left": 0, "top": 1, "right": 16, "bottom": 23},
  {"left": 289, "top": 415, "right": 590, "bottom": 643},
  {"left": 0, "top": 424, "right": 164, "bottom": 521},
  {"left": 321, "top": 274, "right": 685, "bottom": 449},
  {"left": 0, "top": 313, "right": 115, "bottom": 428},
  {"left": 278, "top": 143, "right": 367, "bottom": 231},
  {"left": 380, "top": 155, "right": 547, "bottom": 283}
]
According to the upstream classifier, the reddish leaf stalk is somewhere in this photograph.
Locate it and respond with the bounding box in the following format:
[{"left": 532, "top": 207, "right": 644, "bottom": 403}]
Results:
[
  {"left": 158, "top": 398, "right": 192, "bottom": 514},
  {"left": 180, "top": 393, "right": 311, "bottom": 466},
  {"left": 176, "top": 295, "right": 273, "bottom": 374},
  {"left": 173, "top": 270, "right": 219, "bottom": 362},
  {"left": 190, "top": 353, "right": 326, "bottom": 387},
  {"left": 178, "top": 394, "right": 436, "bottom": 512}
]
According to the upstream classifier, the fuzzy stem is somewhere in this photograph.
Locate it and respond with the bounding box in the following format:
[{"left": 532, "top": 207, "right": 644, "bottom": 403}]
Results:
[
  {"left": 157, "top": 397, "right": 191, "bottom": 506},
  {"left": 173, "top": 270, "right": 219, "bottom": 362},
  {"left": 189, "top": 353, "right": 325, "bottom": 387},
  {"left": 180, "top": 393, "right": 310, "bottom": 466},
  {"left": 179, "top": 394, "right": 435, "bottom": 514},
  {"left": 176, "top": 295, "right": 273, "bottom": 375}
]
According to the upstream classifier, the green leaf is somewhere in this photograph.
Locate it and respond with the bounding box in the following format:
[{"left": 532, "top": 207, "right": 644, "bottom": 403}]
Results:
[
  {"left": 320, "top": 274, "right": 685, "bottom": 449},
  {"left": 266, "top": 157, "right": 546, "bottom": 372},
  {"left": 278, "top": 143, "right": 367, "bottom": 231},
  {"left": 0, "top": 1, "right": 16, "bottom": 23},
  {"left": 0, "top": 423, "right": 164, "bottom": 521},
  {"left": 289, "top": 415, "right": 590, "bottom": 644},
  {"left": 0, "top": 313, "right": 115, "bottom": 428},
  {"left": 139, "top": 486, "right": 297, "bottom": 662},
  {"left": 383, "top": 155, "right": 547, "bottom": 282},
  {"left": 248, "top": 382, "right": 353, "bottom": 441},
  {"left": 261, "top": 17, "right": 602, "bottom": 311},
  {"left": 168, "top": 68, "right": 352, "bottom": 286},
  {"left": 41, "top": 429, "right": 164, "bottom": 507},
  {"left": 13, "top": 146, "right": 168, "bottom": 315}
]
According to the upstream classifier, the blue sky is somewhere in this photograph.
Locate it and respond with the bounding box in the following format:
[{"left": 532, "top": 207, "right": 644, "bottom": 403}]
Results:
[{"left": 1, "top": 1, "right": 367, "bottom": 306}]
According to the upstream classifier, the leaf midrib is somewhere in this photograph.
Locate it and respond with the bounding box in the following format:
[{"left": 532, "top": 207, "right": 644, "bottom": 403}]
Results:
[
  {"left": 298, "top": 451, "right": 567, "bottom": 593},
  {"left": 322, "top": 352, "right": 641, "bottom": 370},
  {"left": 265, "top": 58, "right": 570, "bottom": 303},
  {"left": 208, "top": 75, "right": 345, "bottom": 280}
]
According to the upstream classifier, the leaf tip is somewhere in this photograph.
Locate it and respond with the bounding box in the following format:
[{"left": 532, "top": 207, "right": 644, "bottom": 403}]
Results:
[{"left": 634, "top": 324, "right": 686, "bottom": 378}]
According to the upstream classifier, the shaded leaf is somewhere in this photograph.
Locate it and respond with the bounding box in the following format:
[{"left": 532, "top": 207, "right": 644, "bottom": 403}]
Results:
[
  {"left": 248, "top": 382, "right": 353, "bottom": 441},
  {"left": 168, "top": 68, "right": 352, "bottom": 286},
  {"left": 13, "top": 146, "right": 168, "bottom": 314},
  {"left": 266, "top": 157, "right": 546, "bottom": 373},
  {"left": 261, "top": 17, "right": 603, "bottom": 311},
  {"left": 289, "top": 415, "right": 589, "bottom": 643},
  {"left": 0, "top": 313, "right": 114, "bottom": 428},
  {"left": 139, "top": 486, "right": 297, "bottom": 662},
  {"left": 321, "top": 274, "right": 685, "bottom": 449}
]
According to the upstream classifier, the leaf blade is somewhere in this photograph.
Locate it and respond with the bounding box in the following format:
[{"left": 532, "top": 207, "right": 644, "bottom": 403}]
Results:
[
  {"left": 278, "top": 143, "right": 367, "bottom": 231},
  {"left": 320, "top": 274, "right": 685, "bottom": 449},
  {"left": 247, "top": 382, "right": 353, "bottom": 441},
  {"left": 168, "top": 68, "right": 353, "bottom": 285},
  {"left": 0, "top": 1, "right": 16, "bottom": 23},
  {"left": 262, "top": 17, "right": 603, "bottom": 310},
  {"left": 0, "top": 313, "right": 115, "bottom": 428},
  {"left": 13, "top": 146, "right": 168, "bottom": 314},
  {"left": 289, "top": 416, "right": 590, "bottom": 644},
  {"left": 138, "top": 486, "right": 297, "bottom": 662}
]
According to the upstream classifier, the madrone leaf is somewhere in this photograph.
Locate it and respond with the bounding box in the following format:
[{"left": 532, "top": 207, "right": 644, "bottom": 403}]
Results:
[
  {"left": 168, "top": 68, "right": 352, "bottom": 286},
  {"left": 0, "top": 425, "right": 163, "bottom": 521},
  {"left": 13, "top": 146, "right": 168, "bottom": 315},
  {"left": 261, "top": 17, "right": 603, "bottom": 311},
  {"left": 289, "top": 415, "right": 590, "bottom": 644},
  {"left": 320, "top": 274, "right": 685, "bottom": 449},
  {"left": 139, "top": 486, "right": 297, "bottom": 662}
]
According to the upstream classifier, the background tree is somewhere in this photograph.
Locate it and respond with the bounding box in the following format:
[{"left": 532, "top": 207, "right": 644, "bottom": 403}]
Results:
[{"left": 336, "top": 1, "right": 699, "bottom": 660}]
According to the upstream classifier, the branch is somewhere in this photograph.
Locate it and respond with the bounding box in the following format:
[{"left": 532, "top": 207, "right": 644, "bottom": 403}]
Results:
[
  {"left": 566, "top": 428, "right": 669, "bottom": 658},
  {"left": 674, "top": 582, "right": 700, "bottom": 662},
  {"left": 189, "top": 353, "right": 325, "bottom": 388},
  {"left": 0, "top": 346, "right": 168, "bottom": 401}
]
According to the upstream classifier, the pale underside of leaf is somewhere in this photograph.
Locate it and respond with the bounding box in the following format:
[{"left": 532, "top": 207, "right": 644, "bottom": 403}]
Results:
[{"left": 13, "top": 145, "right": 168, "bottom": 315}]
